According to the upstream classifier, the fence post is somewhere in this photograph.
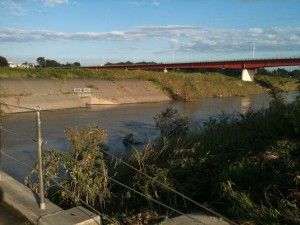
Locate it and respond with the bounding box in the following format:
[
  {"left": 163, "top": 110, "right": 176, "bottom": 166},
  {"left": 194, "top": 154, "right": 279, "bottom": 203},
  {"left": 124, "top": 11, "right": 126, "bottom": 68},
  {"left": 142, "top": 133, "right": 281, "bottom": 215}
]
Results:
[{"left": 36, "top": 107, "right": 46, "bottom": 210}]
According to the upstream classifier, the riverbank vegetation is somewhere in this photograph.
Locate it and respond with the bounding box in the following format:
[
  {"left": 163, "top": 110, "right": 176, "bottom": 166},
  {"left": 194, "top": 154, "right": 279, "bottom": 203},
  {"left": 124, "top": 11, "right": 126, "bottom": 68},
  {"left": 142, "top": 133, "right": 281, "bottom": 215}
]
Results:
[
  {"left": 26, "top": 82, "right": 300, "bottom": 225},
  {"left": 0, "top": 67, "right": 299, "bottom": 100}
]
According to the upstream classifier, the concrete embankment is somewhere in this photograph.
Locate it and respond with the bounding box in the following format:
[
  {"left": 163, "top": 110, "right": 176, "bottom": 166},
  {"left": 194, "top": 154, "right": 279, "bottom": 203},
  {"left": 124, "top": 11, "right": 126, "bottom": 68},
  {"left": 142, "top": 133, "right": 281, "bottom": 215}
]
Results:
[
  {"left": 0, "top": 172, "right": 100, "bottom": 225},
  {"left": 0, "top": 78, "right": 170, "bottom": 113}
]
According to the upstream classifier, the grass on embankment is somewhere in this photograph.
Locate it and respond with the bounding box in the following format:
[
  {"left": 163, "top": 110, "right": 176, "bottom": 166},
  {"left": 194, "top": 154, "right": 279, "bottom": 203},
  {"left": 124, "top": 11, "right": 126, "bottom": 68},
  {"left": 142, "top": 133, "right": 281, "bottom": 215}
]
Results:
[{"left": 0, "top": 67, "right": 298, "bottom": 100}]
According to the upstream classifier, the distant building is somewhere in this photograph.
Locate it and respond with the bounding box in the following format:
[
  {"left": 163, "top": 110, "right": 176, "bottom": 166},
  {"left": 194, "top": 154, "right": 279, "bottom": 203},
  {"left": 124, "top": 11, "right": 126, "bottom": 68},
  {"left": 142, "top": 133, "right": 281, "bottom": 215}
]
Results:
[
  {"left": 8, "top": 62, "right": 21, "bottom": 68},
  {"left": 8, "top": 62, "right": 35, "bottom": 68}
]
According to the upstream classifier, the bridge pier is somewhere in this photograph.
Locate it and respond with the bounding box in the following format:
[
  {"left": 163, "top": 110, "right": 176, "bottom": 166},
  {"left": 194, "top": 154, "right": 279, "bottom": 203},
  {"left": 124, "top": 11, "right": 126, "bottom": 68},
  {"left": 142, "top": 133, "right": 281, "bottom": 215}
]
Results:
[{"left": 242, "top": 69, "right": 257, "bottom": 82}]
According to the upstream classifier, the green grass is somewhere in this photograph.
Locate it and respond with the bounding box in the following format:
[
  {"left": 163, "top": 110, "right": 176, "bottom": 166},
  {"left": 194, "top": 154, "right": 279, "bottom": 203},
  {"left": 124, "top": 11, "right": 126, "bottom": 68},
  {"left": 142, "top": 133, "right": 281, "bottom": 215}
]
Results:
[{"left": 0, "top": 67, "right": 298, "bottom": 100}]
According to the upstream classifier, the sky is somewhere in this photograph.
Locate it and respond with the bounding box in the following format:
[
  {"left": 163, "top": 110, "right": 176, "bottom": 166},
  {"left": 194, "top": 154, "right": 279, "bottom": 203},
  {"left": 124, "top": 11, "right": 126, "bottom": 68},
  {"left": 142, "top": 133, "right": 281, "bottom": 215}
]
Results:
[{"left": 0, "top": 0, "right": 300, "bottom": 66}]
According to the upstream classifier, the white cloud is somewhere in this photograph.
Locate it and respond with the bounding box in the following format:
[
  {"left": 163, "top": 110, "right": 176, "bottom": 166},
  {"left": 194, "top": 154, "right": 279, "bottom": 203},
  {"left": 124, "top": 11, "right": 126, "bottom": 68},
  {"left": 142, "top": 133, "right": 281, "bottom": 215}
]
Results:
[
  {"left": 248, "top": 28, "right": 263, "bottom": 34},
  {"left": 128, "top": 1, "right": 144, "bottom": 6},
  {"left": 170, "top": 38, "right": 180, "bottom": 45},
  {"left": 152, "top": 1, "right": 160, "bottom": 6},
  {"left": 0, "top": 0, "right": 68, "bottom": 17},
  {"left": 0, "top": 0, "right": 27, "bottom": 16},
  {"left": 42, "top": 0, "right": 68, "bottom": 6},
  {"left": 128, "top": 0, "right": 161, "bottom": 6},
  {"left": 1, "top": 26, "right": 300, "bottom": 54}
]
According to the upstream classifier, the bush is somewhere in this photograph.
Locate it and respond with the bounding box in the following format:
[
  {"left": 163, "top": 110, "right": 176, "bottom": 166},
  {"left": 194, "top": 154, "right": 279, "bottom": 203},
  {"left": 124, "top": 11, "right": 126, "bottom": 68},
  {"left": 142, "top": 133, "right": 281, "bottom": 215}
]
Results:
[
  {"left": 154, "top": 107, "right": 189, "bottom": 137},
  {"left": 26, "top": 125, "right": 111, "bottom": 208}
]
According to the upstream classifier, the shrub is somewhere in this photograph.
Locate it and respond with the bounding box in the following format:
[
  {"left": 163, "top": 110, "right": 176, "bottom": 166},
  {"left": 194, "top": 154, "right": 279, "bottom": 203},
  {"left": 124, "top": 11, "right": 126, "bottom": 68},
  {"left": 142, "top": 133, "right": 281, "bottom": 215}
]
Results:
[
  {"left": 154, "top": 107, "right": 189, "bottom": 137},
  {"left": 26, "top": 125, "right": 111, "bottom": 208}
]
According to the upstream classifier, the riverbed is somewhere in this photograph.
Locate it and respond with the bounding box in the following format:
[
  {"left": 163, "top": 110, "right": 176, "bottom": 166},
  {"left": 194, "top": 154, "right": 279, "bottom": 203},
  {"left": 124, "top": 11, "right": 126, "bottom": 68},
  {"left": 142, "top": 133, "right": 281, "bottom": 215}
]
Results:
[{"left": 1, "top": 91, "right": 298, "bottom": 182}]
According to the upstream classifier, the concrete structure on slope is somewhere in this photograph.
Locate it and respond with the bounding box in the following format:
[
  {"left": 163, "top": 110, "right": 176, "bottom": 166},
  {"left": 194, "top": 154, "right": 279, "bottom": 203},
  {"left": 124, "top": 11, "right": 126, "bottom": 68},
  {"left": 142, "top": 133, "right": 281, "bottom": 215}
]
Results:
[{"left": 0, "top": 78, "right": 170, "bottom": 113}]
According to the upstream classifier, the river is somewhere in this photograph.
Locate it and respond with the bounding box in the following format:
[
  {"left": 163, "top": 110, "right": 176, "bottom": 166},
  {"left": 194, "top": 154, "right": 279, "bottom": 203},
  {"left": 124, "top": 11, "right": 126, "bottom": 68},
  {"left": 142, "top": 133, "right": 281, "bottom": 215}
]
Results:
[{"left": 1, "top": 91, "right": 298, "bottom": 182}]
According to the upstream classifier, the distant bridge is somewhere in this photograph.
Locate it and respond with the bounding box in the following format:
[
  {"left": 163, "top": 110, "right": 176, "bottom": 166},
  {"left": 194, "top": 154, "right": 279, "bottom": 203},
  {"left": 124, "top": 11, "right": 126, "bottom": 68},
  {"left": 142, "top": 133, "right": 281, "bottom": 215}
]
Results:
[{"left": 84, "top": 57, "right": 300, "bottom": 81}]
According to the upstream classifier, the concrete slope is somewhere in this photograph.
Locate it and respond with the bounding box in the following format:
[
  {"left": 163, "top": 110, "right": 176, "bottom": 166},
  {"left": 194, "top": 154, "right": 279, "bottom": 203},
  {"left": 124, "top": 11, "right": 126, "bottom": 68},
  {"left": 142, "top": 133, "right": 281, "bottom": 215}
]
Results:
[{"left": 0, "top": 78, "right": 170, "bottom": 113}]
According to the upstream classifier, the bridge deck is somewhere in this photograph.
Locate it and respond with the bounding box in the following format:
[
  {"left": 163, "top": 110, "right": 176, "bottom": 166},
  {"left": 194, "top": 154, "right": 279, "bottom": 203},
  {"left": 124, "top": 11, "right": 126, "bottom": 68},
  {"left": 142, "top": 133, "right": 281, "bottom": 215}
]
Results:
[{"left": 84, "top": 57, "right": 300, "bottom": 71}]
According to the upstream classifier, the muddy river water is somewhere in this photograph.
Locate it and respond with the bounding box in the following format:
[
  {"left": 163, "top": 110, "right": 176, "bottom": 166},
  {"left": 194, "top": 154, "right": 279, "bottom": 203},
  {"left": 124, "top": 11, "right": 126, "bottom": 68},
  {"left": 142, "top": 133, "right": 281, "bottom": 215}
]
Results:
[{"left": 1, "top": 91, "right": 298, "bottom": 182}]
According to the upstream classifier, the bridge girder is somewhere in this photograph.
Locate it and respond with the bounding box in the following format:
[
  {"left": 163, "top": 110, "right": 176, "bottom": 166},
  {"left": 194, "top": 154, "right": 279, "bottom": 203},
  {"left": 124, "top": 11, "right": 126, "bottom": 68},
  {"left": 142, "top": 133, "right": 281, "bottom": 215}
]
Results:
[{"left": 85, "top": 58, "right": 300, "bottom": 71}]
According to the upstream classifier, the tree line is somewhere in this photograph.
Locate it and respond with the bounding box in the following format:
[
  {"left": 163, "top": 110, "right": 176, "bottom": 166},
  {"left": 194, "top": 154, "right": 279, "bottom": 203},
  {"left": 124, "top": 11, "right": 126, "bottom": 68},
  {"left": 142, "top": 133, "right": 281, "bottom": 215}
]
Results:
[
  {"left": 36, "top": 57, "right": 80, "bottom": 67},
  {"left": 0, "top": 56, "right": 81, "bottom": 68}
]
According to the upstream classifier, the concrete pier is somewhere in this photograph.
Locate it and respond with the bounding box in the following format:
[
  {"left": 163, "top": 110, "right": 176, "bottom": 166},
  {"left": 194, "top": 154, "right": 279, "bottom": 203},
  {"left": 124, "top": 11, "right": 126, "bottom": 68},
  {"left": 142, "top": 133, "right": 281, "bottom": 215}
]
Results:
[{"left": 241, "top": 69, "right": 257, "bottom": 82}]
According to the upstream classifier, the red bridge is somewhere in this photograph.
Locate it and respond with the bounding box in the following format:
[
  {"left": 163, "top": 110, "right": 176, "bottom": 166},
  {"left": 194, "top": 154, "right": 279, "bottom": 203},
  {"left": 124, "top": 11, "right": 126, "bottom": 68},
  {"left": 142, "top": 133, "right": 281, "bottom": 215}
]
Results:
[{"left": 85, "top": 57, "right": 300, "bottom": 81}]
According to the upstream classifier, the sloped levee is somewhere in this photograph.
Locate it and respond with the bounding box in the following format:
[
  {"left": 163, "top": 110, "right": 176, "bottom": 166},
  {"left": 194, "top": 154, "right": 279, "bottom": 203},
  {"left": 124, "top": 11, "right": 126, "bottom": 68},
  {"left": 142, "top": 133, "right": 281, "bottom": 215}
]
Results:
[{"left": 0, "top": 78, "right": 170, "bottom": 113}]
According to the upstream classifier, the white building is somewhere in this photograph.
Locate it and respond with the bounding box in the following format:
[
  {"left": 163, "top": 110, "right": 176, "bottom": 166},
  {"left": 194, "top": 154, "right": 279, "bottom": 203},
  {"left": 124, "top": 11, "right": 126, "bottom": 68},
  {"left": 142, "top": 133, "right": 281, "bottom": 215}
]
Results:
[{"left": 8, "top": 62, "right": 35, "bottom": 68}]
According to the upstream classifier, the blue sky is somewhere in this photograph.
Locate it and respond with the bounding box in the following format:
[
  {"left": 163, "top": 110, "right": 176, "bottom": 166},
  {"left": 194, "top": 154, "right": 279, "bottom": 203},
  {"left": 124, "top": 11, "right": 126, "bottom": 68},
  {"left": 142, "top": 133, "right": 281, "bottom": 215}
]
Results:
[{"left": 0, "top": 0, "right": 300, "bottom": 65}]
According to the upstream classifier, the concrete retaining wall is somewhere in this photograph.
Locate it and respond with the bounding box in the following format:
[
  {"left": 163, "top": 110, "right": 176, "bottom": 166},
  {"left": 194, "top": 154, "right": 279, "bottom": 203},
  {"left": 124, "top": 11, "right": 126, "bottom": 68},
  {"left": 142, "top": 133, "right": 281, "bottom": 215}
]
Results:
[{"left": 0, "top": 78, "right": 170, "bottom": 113}]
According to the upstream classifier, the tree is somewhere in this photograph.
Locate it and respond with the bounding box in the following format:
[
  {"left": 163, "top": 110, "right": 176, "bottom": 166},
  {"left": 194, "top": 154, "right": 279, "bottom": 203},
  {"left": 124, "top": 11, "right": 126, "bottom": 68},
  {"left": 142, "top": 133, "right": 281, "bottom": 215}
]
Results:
[
  {"left": 73, "top": 62, "right": 80, "bottom": 67},
  {"left": 0, "top": 56, "right": 8, "bottom": 67},
  {"left": 45, "top": 59, "right": 61, "bottom": 67},
  {"left": 37, "top": 57, "right": 46, "bottom": 67},
  {"left": 291, "top": 69, "right": 300, "bottom": 78},
  {"left": 257, "top": 68, "right": 270, "bottom": 75},
  {"left": 37, "top": 57, "right": 62, "bottom": 67},
  {"left": 65, "top": 62, "right": 81, "bottom": 67},
  {"left": 272, "top": 68, "right": 289, "bottom": 77}
]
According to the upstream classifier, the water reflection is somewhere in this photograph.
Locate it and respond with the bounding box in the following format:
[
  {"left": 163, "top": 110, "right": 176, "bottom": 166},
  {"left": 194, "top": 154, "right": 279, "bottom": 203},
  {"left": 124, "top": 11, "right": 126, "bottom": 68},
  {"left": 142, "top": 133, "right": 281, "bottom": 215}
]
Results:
[{"left": 240, "top": 97, "right": 251, "bottom": 112}]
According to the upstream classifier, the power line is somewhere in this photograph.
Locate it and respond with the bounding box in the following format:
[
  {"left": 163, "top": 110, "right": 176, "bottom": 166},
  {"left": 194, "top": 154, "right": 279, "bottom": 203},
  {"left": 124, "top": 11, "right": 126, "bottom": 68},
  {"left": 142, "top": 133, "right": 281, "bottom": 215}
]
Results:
[
  {"left": 2, "top": 150, "right": 33, "bottom": 170},
  {"left": 102, "top": 149, "right": 238, "bottom": 225},
  {"left": 2, "top": 127, "right": 37, "bottom": 142},
  {"left": 55, "top": 151, "right": 208, "bottom": 225},
  {"left": 0, "top": 102, "right": 36, "bottom": 111}
]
